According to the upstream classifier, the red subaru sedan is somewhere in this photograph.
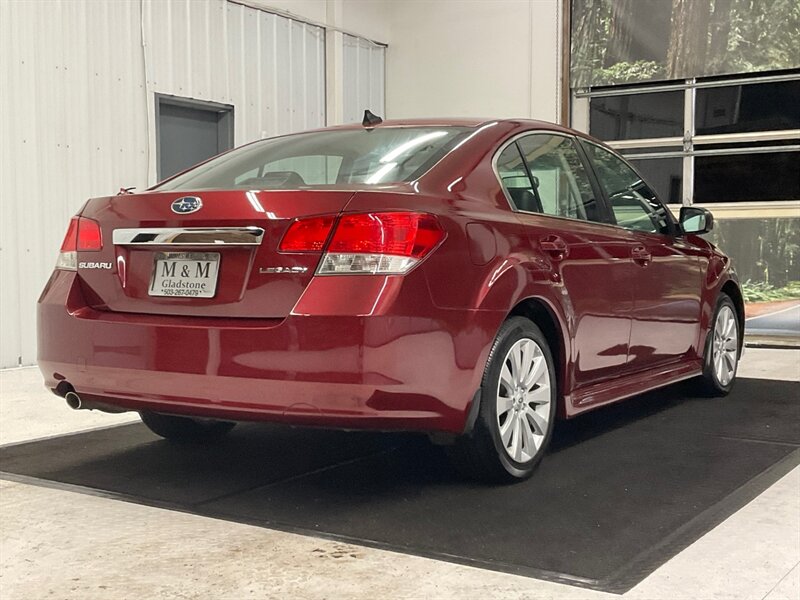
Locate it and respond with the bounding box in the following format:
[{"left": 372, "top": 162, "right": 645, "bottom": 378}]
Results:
[{"left": 37, "top": 117, "right": 743, "bottom": 482}]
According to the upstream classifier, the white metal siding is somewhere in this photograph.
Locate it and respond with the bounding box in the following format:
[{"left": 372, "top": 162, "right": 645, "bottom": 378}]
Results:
[
  {"left": 0, "top": 0, "right": 326, "bottom": 368},
  {"left": 144, "top": 0, "right": 326, "bottom": 148},
  {"left": 342, "top": 34, "right": 385, "bottom": 125}
]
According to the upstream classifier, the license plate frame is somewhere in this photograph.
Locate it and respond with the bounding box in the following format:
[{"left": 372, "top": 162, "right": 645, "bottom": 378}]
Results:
[{"left": 149, "top": 252, "right": 221, "bottom": 298}]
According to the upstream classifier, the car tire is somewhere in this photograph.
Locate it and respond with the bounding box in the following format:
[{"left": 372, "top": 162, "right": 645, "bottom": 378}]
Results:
[
  {"left": 446, "top": 317, "right": 557, "bottom": 483},
  {"left": 139, "top": 411, "right": 236, "bottom": 443},
  {"left": 696, "top": 293, "right": 741, "bottom": 396}
]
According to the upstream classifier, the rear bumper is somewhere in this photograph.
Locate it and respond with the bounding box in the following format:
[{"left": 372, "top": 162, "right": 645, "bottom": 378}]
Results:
[{"left": 37, "top": 270, "right": 499, "bottom": 433}]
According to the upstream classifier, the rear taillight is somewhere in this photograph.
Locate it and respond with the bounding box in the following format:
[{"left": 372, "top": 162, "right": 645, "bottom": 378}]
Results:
[
  {"left": 77, "top": 218, "right": 102, "bottom": 250},
  {"left": 56, "top": 216, "right": 102, "bottom": 270},
  {"left": 320, "top": 212, "right": 444, "bottom": 275},
  {"left": 59, "top": 218, "right": 80, "bottom": 253},
  {"left": 280, "top": 211, "right": 445, "bottom": 275},
  {"left": 328, "top": 213, "right": 443, "bottom": 258},
  {"left": 279, "top": 216, "right": 335, "bottom": 252}
]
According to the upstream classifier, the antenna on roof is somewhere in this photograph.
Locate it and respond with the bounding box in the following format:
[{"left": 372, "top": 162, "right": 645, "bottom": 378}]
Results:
[{"left": 362, "top": 109, "right": 383, "bottom": 128}]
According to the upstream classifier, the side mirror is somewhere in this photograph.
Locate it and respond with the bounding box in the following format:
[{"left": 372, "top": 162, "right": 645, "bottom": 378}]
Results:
[{"left": 680, "top": 206, "right": 714, "bottom": 234}]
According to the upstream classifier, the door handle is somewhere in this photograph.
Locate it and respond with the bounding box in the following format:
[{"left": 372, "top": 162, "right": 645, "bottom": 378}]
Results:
[
  {"left": 631, "top": 245, "right": 652, "bottom": 266},
  {"left": 539, "top": 235, "right": 568, "bottom": 259}
]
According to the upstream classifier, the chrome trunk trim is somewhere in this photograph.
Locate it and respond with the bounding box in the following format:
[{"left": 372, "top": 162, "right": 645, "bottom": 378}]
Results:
[{"left": 112, "top": 227, "right": 264, "bottom": 246}]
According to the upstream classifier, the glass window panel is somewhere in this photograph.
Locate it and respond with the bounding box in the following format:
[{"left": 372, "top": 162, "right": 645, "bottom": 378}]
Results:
[
  {"left": 589, "top": 91, "right": 683, "bottom": 140},
  {"left": 705, "top": 217, "right": 800, "bottom": 289},
  {"left": 261, "top": 156, "right": 344, "bottom": 185},
  {"left": 516, "top": 135, "right": 600, "bottom": 222},
  {"left": 495, "top": 143, "right": 539, "bottom": 213},
  {"left": 706, "top": 217, "right": 800, "bottom": 340},
  {"left": 696, "top": 80, "right": 800, "bottom": 135},
  {"left": 583, "top": 141, "right": 672, "bottom": 234},
  {"left": 157, "top": 127, "right": 472, "bottom": 190},
  {"left": 694, "top": 151, "right": 800, "bottom": 203},
  {"left": 571, "top": 0, "right": 799, "bottom": 88},
  {"left": 626, "top": 157, "right": 683, "bottom": 204}
]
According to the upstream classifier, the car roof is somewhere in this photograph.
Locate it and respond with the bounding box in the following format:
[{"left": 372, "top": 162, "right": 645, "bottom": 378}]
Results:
[
  {"left": 310, "top": 117, "right": 585, "bottom": 136},
  {"left": 150, "top": 117, "right": 606, "bottom": 193}
]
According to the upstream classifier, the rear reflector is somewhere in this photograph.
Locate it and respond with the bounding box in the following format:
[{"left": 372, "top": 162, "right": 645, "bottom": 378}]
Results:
[{"left": 56, "top": 216, "right": 102, "bottom": 270}]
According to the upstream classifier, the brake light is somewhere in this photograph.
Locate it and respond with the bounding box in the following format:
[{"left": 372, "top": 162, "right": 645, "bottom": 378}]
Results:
[
  {"left": 328, "top": 213, "right": 443, "bottom": 258},
  {"left": 321, "top": 212, "right": 445, "bottom": 275},
  {"left": 279, "top": 212, "right": 445, "bottom": 275},
  {"left": 77, "top": 218, "right": 102, "bottom": 250},
  {"left": 56, "top": 216, "right": 102, "bottom": 270},
  {"left": 279, "top": 216, "right": 335, "bottom": 252}
]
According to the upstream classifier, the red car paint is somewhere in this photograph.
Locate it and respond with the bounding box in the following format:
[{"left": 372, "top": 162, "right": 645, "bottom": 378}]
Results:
[{"left": 37, "top": 119, "right": 742, "bottom": 433}]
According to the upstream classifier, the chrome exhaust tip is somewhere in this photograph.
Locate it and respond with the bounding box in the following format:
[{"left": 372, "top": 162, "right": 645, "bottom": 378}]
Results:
[{"left": 65, "top": 391, "right": 82, "bottom": 410}]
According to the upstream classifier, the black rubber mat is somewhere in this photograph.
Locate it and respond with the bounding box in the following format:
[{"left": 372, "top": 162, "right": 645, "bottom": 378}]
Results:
[{"left": 2, "top": 378, "right": 798, "bottom": 593}]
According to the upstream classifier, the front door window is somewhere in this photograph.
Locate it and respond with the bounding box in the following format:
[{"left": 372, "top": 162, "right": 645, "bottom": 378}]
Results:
[{"left": 582, "top": 141, "right": 672, "bottom": 235}]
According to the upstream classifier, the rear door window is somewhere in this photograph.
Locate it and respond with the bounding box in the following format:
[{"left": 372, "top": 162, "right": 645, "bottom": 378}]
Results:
[
  {"left": 496, "top": 143, "right": 540, "bottom": 213},
  {"left": 497, "top": 133, "right": 601, "bottom": 223}
]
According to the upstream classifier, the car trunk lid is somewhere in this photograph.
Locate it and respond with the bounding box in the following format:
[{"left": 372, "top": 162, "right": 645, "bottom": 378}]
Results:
[{"left": 76, "top": 190, "right": 356, "bottom": 318}]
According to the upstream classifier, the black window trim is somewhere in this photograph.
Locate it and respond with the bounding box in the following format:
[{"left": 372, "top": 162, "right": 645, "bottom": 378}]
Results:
[
  {"left": 491, "top": 130, "right": 616, "bottom": 227},
  {"left": 513, "top": 141, "right": 545, "bottom": 213}
]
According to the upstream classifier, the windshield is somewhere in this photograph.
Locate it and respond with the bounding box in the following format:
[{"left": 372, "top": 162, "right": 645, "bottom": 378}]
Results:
[{"left": 156, "top": 126, "right": 472, "bottom": 191}]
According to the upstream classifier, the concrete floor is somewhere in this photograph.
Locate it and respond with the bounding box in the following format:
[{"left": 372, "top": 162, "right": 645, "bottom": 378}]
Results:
[{"left": 1, "top": 349, "right": 799, "bottom": 599}]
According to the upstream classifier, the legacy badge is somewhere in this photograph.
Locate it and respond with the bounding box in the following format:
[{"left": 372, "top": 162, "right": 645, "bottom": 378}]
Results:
[{"left": 260, "top": 266, "right": 308, "bottom": 274}]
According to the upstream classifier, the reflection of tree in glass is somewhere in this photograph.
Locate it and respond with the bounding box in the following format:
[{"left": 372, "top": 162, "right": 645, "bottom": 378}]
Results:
[
  {"left": 571, "top": 0, "right": 608, "bottom": 87},
  {"left": 710, "top": 218, "right": 800, "bottom": 288},
  {"left": 667, "top": 0, "right": 712, "bottom": 78},
  {"left": 570, "top": 0, "right": 800, "bottom": 88},
  {"left": 719, "top": 0, "right": 800, "bottom": 75}
]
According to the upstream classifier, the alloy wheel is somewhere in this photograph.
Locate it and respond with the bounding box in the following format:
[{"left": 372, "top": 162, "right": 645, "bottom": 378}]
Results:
[
  {"left": 712, "top": 305, "right": 738, "bottom": 387},
  {"left": 496, "top": 338, "right": 552, "bottom": 463}
]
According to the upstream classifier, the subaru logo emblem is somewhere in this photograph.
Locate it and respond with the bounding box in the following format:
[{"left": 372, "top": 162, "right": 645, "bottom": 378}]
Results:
[{"left": 171, "top": 196, "right": 203, "bottom": 214}]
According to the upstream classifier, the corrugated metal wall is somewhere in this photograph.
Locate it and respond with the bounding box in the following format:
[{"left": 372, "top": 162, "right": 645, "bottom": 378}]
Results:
[
  {"left": 1, "top": 0, "right": 150, "bottom": 368},
  {"left": 342, "top": 34, "right": 385, "bottom": 125},
  {"left": 143, "top": 0, "right": 326, "bottom": 158},
  {"left": 0, "top": 0, "right": 383, "bottom": 368}
]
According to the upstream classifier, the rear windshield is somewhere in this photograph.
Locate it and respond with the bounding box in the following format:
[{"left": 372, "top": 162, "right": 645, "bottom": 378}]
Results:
[{"left": 156, "top": 126, "right": 472, "bottom": 191}]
